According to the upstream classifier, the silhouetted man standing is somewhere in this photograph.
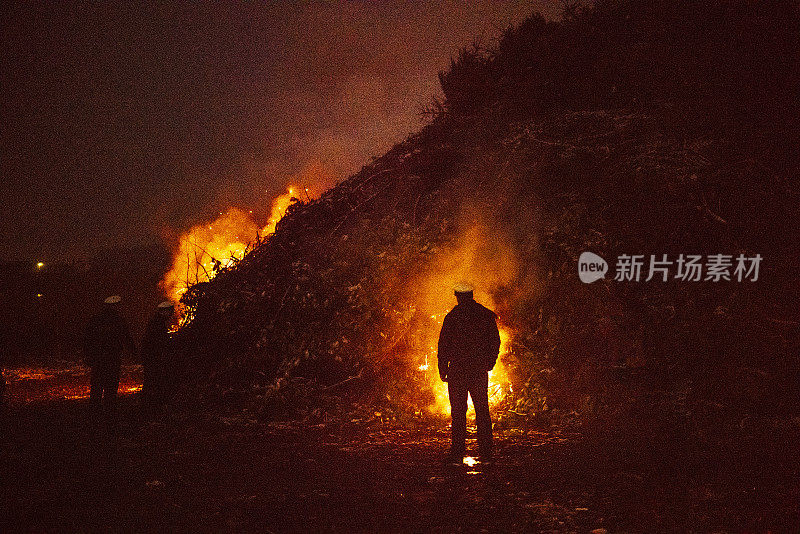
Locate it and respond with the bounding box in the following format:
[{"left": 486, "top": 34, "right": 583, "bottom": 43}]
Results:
[
  {"left": 438, "top": 283, "right": 501, "bottom": 463},
  {"left": 84, "top": 295, "right": 135, "bottom": 415},
  {"left": 141, "top": 300, "right": 175, "bottom": 408}
]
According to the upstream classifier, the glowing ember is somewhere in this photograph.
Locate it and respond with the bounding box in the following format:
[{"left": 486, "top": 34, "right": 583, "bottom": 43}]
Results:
[
  {"left": 418, "top": 355, "right": 430, "bottom": 371},
  {"left": 4, "top": 365, "right": 143, "bottom": 404},
  {"left": 63, "top": 385, "right": 140, "bottom": 400},
  {"left": 9, "top": 369, "right": 57, "bottom": 381}
]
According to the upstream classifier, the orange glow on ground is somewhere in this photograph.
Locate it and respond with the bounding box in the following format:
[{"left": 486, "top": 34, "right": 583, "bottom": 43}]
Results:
[{"left": 4, "top": 365, "right": 143, "bottom": 405}]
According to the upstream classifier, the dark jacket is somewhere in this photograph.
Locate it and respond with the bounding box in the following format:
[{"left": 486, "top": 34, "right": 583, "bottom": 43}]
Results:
[
  {"left": 83, "top": 307, "right": 135, "bottom": 368},
  {"left": 437, "top": 299, "right": 501, "bottom": 380},
  {"left": 141, "top": 313, "right": 172, "bottom": 367}
]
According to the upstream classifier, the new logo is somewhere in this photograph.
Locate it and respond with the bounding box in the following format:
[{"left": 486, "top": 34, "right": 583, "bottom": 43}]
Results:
[{"left": 578, "top": 252, "right": 608, "bottom": 284}]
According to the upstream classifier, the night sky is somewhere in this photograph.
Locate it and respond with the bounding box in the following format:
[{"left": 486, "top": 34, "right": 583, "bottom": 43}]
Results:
[{"left": 2, "top": 1, "right": 559, "bottom": 262}]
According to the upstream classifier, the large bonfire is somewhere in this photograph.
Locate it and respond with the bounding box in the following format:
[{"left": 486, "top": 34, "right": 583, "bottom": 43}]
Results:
[
  {"left": 168, "top": 1, "right": 799, "bottom": 432},
  {"left": 162, "top": 177, "right": 519, "bottom": 417}
]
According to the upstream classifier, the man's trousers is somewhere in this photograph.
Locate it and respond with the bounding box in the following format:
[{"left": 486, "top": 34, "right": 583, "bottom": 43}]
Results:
[{"left": 448, "top": 370, "right": 492, "bottom": 456}]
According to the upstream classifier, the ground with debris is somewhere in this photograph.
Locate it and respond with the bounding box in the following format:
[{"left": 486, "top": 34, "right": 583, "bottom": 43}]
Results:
[{"left": 2, "top": 373, "right": 798, "bottom": 532}]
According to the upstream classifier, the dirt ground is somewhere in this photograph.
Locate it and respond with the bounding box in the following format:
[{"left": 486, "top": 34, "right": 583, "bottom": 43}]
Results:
[{"left": 2, "top": 372, "right": 799, "bottom": 532}]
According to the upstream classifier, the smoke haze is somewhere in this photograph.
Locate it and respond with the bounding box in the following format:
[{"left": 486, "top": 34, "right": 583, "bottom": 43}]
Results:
[{"left": 2, "top": 1, "right": 560, "bottom": 261}]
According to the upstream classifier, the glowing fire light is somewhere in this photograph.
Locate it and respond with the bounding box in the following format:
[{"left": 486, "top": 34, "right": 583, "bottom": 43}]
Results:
[
  {"left": 418, "top": 355, "right": 430, "bottom": 371},
  {"left": 161, "top": 186, "right": 310, "bottom": 304},
  {"left": 36, "top": 261, "right": 45, "bottom": 269},
  {"left": 10, "top": 369, "right": 56, "bottom": 380},
  {"left": 463, "top": 456, "right": 478, "bottom": 467},
  {"left": 418, "top": 321, "right": 513, "bottom": 416},
  {"left": 161, "top": 207, "right": 260, "bottom": 303},
  {"left": 407, "top": 222, "right": 519, "bottom": 417},
  {"left": 5, "top": 366, "right": 144, "bottom": 403},
  {"left": 161, "top": 160, "right": 333, "bottom": 322},
  {"left": 63, "top": 385, "right": 140, "bottom": 400},
  {"left": 263, "top": 187, "right": 297, "bottom": 236}
]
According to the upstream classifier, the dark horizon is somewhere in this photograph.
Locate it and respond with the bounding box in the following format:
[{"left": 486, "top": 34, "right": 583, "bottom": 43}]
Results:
[{"left": 2, "top": 1, "right": 560, "bottom": 262}]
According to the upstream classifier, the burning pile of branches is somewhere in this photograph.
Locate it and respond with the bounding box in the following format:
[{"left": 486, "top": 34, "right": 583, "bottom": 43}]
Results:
[
  {"left": 170, "top": 1, "right": 800, "bottom": 437},
  {"left": 172, "top": 130, "right": 536, "bottom": 422},
  {"left": 162, "top": 185, "right": 317, "bottom": 306}
]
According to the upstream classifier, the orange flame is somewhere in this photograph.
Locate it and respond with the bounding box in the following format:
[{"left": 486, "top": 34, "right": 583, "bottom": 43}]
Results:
[
  {"left": 262, "top": 187, "right": 298, "bottom": 236},
  {"left": 404, "top": 221, "right": 519, "bottom": 416},
  {"left": 419, "top": 317, "right": 513, "bottom": 416},
  {"left": 161, "top": 186, "right": 306, "bottom": 304},
  {"left": 161, "top": 207, "right": 261, "bottom": 303},
  {"left": 161, "top": 161, "right": 335, "bottom": 306}
]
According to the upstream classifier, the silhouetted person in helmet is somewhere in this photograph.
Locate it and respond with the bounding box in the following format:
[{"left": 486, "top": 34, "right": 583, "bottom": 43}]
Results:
[
  {"left": 83, "top": 296, "right": 135, "bottom": 415},
  {"left": 438, "top": 283, "right": 501, "bottom": 463},
  {"left": 141, "top": 301, "right": 175, "bottom": 408}
]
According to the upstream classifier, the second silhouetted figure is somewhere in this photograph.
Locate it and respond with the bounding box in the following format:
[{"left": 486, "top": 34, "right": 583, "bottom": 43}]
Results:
[
  {"left": 84, "top": 295, "right": 136, "bottom": 415},
  {"left": 438, "top": 283, "right": 500, "bottom": 463},
  {"left": 141, "top": 300, "right": 175, "bottom": 408}
]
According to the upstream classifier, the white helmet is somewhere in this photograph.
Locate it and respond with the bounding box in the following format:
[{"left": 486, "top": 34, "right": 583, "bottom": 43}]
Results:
[{"left": 453, "top": 282, "right": 474, "bottom": 295}]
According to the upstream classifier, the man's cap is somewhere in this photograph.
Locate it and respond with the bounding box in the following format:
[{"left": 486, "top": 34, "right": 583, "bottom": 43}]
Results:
[
  {"left": 157, "top": 300, "right": 175, "bottom": 309},
  {"left": 453, "top": 282, "right": 474, "bottom": 295},
  {"left": 104, "top": 295, "right": 122, "bottom": 304}
]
